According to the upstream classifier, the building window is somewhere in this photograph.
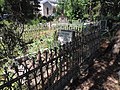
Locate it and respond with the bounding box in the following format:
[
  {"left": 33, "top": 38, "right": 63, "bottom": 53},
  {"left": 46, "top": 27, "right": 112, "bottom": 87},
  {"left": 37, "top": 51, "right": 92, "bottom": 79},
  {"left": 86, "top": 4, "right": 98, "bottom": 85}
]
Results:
[{"left": 47, "top": 7, "right": 49, "bottom": 15}]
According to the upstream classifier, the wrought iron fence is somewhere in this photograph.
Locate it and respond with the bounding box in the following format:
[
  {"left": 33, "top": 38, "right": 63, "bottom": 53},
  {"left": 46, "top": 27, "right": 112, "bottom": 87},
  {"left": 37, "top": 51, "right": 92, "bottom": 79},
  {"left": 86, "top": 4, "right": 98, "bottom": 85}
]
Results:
[
  {"left": 0, "top": 25, "right": 101, "bottom": 90},
  {"left": 22, "top": 23, "right": 82, "bottom": 41}
]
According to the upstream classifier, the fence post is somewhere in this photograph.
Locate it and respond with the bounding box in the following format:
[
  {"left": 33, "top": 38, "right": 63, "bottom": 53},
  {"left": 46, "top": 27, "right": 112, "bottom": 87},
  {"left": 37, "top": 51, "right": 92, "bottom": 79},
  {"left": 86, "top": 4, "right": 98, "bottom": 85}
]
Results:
[
  {"left": 50, "top": 49, "right": 54, "bottom": 74},
  {"left": 24, "top": 58, "right": 31, "bottom": 90},
  {"left": 4, "top": 67, "right": 12, "bottom": 90},
  {"left": 59, "top": 45, "right": 62, "bottom": 78},
  {"left": 54, "top": 47, "right": 59, "bottom": 80},
  {"left": 32, "top": 57, "right": 38, "bottom": 90},
  {"left": 37, "top": 51, "right": 45, "bottom": 89},
  {"left": 13, "top": 61, "right": 22, "bottom": 90}
]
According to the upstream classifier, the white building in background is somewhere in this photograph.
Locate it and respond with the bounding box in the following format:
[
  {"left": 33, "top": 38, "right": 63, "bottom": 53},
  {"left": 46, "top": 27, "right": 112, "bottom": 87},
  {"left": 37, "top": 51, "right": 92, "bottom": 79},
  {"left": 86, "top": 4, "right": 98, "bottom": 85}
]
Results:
[{"left": 38, "top": 0, "right": 58, "bottom": 17}]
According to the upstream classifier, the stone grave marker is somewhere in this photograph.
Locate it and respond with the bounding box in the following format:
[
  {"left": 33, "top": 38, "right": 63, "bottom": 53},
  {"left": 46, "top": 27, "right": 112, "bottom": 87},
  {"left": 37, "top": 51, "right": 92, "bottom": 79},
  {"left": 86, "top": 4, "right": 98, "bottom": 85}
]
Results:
[{"left": 58, "top": 30, "right": 75, "bottom": 45}]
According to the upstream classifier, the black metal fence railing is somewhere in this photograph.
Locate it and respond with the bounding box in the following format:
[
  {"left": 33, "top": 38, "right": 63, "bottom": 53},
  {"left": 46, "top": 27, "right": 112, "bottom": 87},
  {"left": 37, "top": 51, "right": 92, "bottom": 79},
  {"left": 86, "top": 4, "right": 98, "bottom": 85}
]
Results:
[{"left": 0, "top": 25, "right": 101, "bottom": 90}]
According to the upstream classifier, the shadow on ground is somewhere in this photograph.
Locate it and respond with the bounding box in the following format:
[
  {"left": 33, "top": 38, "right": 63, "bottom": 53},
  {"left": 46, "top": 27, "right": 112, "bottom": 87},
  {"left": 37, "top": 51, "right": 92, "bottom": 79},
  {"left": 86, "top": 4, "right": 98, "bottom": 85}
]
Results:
[{"left": 67, "top": 40, "right": 120, "bottom": 90}]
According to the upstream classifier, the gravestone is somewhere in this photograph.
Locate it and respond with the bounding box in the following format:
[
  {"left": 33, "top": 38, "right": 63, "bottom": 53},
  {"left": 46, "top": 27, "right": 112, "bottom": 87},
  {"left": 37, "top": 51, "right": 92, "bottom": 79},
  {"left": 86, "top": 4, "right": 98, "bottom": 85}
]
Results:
[{"left": 58, "top": 30, "right": 75, "bottom": 45}]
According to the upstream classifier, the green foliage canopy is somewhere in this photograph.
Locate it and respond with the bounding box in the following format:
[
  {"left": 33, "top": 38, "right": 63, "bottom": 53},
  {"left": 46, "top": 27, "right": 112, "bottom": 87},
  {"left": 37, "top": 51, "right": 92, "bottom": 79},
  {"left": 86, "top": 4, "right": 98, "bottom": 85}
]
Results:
[
  {"left": 57, "top": 0, "right": 120, "bottom": 21},
  {"left": 57, "top": 0, "right": 89, "bottom": 20},
  {"left": 0, "top": 0, "right": 40, "bottom": 60}
]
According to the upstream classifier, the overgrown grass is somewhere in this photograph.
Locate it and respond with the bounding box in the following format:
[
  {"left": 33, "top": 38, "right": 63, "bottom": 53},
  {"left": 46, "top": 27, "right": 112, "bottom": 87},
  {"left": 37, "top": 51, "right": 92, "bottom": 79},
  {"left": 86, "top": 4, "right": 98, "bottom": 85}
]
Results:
[
  {"left": 10, "top": 29, "right": 57, "bottom": 56},
  {"left": 26, "top": 30, "right": 57, "bottom": 54}
]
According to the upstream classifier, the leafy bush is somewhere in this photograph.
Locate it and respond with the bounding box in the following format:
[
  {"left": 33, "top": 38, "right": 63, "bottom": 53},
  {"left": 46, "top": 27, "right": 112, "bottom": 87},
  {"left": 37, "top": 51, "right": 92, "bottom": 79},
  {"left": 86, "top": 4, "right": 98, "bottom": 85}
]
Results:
[{"left": 28, "top": 19, "right": 40, "bottom": 25}]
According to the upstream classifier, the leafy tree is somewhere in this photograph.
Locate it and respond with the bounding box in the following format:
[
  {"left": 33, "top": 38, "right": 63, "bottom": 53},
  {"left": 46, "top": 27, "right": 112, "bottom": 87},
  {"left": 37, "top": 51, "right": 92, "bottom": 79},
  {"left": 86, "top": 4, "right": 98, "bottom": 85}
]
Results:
[
  {"left": 57, "top": 0, "right": 89, "bottom": 20},
  {"left": 65, "top": 0, "right": 84, "bottom": 20},
  {"left": 2, "top": 0, "right": 40, "bottom": 23},
  {"left": 57, "top": 0, "right": 120, "bottom": 21},
  {"left": 0, "top": 0, "right": 40, "bottom": 60},
  {"left": 91, "top": 0, "right": 120, "bottom": 20}
]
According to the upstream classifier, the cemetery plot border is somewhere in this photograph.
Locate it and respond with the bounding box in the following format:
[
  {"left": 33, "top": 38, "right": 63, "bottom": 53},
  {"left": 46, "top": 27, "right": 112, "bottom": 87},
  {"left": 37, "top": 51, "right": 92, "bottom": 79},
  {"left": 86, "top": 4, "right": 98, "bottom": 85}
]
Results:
[{"left": 0, "top": 25, "right": 101, "bottom": 90}]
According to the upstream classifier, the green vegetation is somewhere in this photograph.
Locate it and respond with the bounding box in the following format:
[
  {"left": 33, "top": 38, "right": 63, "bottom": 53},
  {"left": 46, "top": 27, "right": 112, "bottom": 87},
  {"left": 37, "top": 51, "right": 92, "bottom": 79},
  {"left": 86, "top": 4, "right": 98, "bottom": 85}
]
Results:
[
  {"left": 57, "top": 0, "right": 120, "bottom": 21},
  {"left": 0, "top": 0, "right": 40, "bottom": 60},
  {"left": 0, "top": 0, "right": 120, "bottom": 89},
  {"left": 0, "top": 0, "right": 119, "bottom": 64},
  {"left": 23, "top": 30, "right": 56, "bottom": 55}
]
